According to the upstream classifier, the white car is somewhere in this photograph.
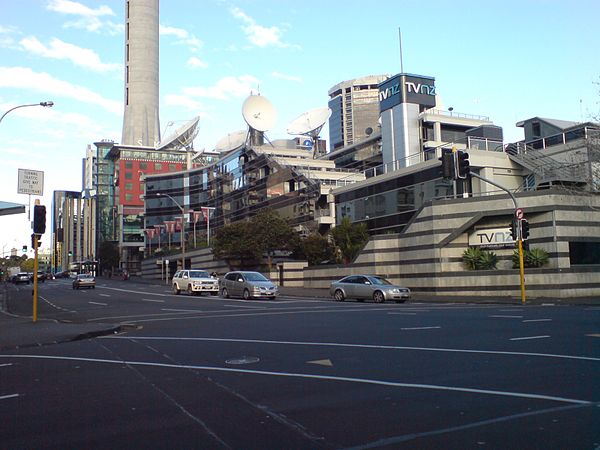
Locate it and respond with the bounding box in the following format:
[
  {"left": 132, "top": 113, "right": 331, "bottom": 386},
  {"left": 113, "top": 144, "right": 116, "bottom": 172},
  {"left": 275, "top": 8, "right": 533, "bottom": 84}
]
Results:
[{"left": 172, "top": 270, "right": 219, "bottom": 296}]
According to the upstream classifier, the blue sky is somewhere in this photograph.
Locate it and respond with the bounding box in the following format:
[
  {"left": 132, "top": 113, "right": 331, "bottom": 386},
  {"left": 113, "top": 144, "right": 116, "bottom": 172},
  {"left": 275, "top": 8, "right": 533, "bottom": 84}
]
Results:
[{"left": 1, "top": 0, "right": 599, "bottom": 253}]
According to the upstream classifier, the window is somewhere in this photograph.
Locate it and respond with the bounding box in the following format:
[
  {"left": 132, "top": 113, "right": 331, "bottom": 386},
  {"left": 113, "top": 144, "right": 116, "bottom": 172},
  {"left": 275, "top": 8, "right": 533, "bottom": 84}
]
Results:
[
  {"left": 125, "top": 172, "right": 132, "bottom": 180},
  {"left": 155, "top": 163, "right": 163, "bottom": 170},
  {"left": 125, "top": 183, "right": 133, "bottom": 191},
  {"left": 125, "top": 161, "right": 133, "bottom": 169},
  {"left": 139, "top": 162, "right": 148, "bottom": 170},
  {"left": 569, "top": 242, "right": 600, "bottom": 265},
  {"left": 169, "top": 163, "right": 177, "bottom": 171},
  {"left": 532, "top": 122, "right": 541, "bottom": 138},
  {"left": 125, "top": 194, "right": 133, "bottom": 202}
]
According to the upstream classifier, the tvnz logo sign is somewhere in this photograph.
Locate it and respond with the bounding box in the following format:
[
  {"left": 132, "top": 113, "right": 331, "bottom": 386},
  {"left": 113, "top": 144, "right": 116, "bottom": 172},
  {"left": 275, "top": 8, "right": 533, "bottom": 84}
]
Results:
[{"left": 378, "top": 81, "right": 436, "bottom": 102}]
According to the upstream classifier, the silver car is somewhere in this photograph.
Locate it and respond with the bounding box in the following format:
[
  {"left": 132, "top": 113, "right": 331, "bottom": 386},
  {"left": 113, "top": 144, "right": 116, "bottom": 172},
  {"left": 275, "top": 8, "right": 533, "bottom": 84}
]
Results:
[
  {"left": 220, "top": 271, "right": 278, "bottom": 300},
  {"left": 330, "top": 275, "right": 410, "bottom": 303}
]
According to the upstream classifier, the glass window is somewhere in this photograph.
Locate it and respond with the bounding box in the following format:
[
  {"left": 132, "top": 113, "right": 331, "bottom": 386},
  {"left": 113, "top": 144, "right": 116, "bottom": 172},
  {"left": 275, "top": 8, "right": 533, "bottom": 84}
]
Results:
[
  {"left": 169, "top": 163, "right": 176, "bottom": 171},
  {"left": 155, "top": 163, "right": 162, "bottom": 170},
  {"left": 569, "top": 242, "right": 600, "bottom": 264},
  {"left": 125, "top": 193, "right": 133, "bottom": 202},
  {"left": 125, "top": 183, "right": 133, "bottom": 191},
  {"left": 125, "top": 161, "right": 133, "bottom": 169},
  {"left": 125, "top": 172, "right": 132, "bottom": 180},
  {"left": 140, "top": 162, "right": 148, "bottom": 169}
]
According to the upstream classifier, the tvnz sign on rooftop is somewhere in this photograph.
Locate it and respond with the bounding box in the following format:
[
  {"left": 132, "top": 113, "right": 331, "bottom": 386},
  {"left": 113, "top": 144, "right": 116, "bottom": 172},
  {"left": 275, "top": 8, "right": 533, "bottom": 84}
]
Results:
[{"left": 379, "top": 74, "right": 436, "bottom": 112}]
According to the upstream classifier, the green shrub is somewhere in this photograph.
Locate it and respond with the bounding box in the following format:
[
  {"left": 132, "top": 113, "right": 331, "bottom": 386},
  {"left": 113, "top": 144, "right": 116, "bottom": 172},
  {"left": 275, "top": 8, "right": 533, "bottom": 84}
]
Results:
[
  {"left": 512, "top": 247, "right": 549, "bottom": 268},
  {"left": 462, "top": 248, "right": 498, "bottom": 270}
]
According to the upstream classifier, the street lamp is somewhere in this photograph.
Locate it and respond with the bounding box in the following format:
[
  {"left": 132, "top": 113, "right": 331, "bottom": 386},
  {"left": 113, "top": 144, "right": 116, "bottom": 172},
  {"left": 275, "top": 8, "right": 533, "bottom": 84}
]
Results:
[
  {"left": 156, "top": 193, "right": 186, "bottom": 270},
  {"left": 0, "top": 101, "right": 54, "bottom": 124}
]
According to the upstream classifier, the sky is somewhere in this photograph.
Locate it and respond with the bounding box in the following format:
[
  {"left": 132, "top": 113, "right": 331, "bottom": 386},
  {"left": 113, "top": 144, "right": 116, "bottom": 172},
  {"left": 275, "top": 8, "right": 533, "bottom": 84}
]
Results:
[{"left": 1, "top": 0, "right": 599, "bottom": 255}]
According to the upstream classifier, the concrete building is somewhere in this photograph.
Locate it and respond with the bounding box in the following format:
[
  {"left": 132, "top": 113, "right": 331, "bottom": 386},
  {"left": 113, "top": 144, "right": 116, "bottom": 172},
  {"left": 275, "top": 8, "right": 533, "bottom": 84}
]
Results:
[
  {"left": 328, "top": 75, "right": 389, "bottom": 151},
  {"left": 52, "top": 190, "right": 82, "bottom": 274},
  {"left": 122, "top": 0, "right": 160, "bottom": 147}
]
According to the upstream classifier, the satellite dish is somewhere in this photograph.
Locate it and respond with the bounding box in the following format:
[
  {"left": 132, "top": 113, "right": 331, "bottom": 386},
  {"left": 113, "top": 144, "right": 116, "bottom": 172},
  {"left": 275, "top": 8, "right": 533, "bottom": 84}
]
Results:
[
  {"left": 156, "top": 116, "right": 200, "bottom": 151},
  {"left": 365, "top": 127, "right": 373, "bottom": 136},
  {"left": 242, "top": 95, "right": 277, "bottom": 132},
  {"left": 214, "top": 130, "right": 248, "bottom": 153},
  {"left": 287, "top": 107, "right": 331, "bottom": 137}
]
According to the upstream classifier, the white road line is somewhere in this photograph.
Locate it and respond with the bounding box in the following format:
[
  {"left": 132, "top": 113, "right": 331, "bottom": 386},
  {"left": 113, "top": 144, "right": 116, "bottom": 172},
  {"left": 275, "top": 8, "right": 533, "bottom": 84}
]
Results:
[
  {"left": 141, "top": 298, "right": 165, "bottom": 303},
  {"left": 388, "top": 312, "right": 417, "bottom": 315},
  {"left": 0, "top": 363, "right": 13, "bottom": 367},
  {"left": 99, "top": 294, "right": 110, "bottom": 297},
  {"left": 108, "top": 336, "right": 600, "bottom": 362},
  {"left": 161, "top": 308, "right": 203, "bottom": 313},
  {"left": 400, "top": 326, "right": 441, "bottom": 331},
  {"left": 489, "top": 315, "right": 523, "bottom": 319},
  {"left": 0, "top": 354, "right": 590, "bottom": 405},
  {"left": 523, "top": 319, "right": 552, "bottom": 323},
  {"left": 223, "top": 305, "right": 264, "bottom": 309},
  {"left": 0, "top": 394, "right": 20, "bottom": 401},
  {"left": 510, "top": 335, "right": 551, "bottom": 341},
  {"left": 88, "top": 301, "right": 107, "bottom": 306}
]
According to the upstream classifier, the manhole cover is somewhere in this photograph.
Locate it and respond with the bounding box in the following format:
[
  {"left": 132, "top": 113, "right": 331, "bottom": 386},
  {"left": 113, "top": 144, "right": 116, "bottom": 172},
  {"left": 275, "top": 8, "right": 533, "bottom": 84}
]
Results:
[{"left": 225, "top": 356, "right": 260, "bottom": 365}]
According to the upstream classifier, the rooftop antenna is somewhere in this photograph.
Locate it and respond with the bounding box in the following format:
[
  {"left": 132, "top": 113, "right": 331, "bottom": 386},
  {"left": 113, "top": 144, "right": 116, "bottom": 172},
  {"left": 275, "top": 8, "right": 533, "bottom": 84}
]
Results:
[
  {"left": 287, "top": 107, "right": 332, "bottom": 158},
  {"left": 398, "top": 27, "right": 404, "bottom": 73}
]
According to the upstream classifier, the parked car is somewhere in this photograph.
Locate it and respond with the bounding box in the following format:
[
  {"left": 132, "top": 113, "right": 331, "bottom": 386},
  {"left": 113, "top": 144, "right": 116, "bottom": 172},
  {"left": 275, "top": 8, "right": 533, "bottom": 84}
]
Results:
[
  {"left": 220, "top": 271, "right": 278, "bottom": 300},
  {"left": 172, "top": 270, "right": 219, "bottom": 296},
  {"left": 29, "top": 271, "right": 47, "bottom": 283},
  {"left": 330, "top": 275, "right": 410, "bottom": 303},
  {"left": 12, "top": 272, "right": 30, "bottom": 284},
  {"left": 72, "top": 274, "right": 96, "bottom": 290}
]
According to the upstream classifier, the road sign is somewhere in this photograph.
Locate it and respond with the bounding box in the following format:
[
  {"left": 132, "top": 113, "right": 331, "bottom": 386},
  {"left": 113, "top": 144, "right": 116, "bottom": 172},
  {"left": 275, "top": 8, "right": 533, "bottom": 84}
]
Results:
[
  {"left": 515, "top": 208, "right": 524, "bottom": 220},
  {"left": 17, "top": 168, "right": 44, "bottom": 196}
]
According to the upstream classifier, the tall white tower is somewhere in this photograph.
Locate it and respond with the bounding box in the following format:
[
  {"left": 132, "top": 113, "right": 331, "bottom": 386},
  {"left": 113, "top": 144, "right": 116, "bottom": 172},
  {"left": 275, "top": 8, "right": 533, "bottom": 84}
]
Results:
[{"left": 121, "top": 0, "right": 160, "bottom": 147}]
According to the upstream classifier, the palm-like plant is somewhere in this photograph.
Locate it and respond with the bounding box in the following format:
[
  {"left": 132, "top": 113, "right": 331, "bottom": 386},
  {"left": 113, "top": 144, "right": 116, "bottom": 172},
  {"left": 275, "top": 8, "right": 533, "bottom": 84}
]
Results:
[{"left": 462, "top": 247, "right": 482, "bottom": 270}]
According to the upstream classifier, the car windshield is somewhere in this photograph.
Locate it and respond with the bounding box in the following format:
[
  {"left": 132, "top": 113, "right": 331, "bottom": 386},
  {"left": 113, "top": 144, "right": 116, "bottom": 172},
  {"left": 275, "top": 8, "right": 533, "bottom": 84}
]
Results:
[
  {"left": 368, "top": 276, "right": 392, "bottom": 286},
  {"left": 244, "top": 272, "right": 268, "bottom": 282},
  {"left": 189, "top": 271, "right": 209, "bottom": 278},
  {"left": 79, "top": 275, "right": 93, "bottom": 279}
]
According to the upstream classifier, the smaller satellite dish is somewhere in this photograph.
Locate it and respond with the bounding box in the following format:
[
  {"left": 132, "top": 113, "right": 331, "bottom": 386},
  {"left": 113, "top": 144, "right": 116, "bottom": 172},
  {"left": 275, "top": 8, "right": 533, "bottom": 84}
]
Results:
[
  {"left": 365, "top": 127, "right": 373, "bottom": 136},
  {"left": 156, "top": 116, "right": 200, "bottom": 151},
  {"left": 214, "top": 130, "right": 247, "bottom": 153},
  {"left": 287, "top": 107, "right": 332, "bottom": 137},
  {"left": 242, "top": 95, "right": 277, "bottom": 132}
]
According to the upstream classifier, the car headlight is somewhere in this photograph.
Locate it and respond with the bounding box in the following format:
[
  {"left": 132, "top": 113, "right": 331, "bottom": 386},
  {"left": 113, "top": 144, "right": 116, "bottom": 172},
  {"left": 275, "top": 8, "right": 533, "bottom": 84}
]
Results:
[{"left": 390, "top": 288, "right": 400, "bottom": 294}]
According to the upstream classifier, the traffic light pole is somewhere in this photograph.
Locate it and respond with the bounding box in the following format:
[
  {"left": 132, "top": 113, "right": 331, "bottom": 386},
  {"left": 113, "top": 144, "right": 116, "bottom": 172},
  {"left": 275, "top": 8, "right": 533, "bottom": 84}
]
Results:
[
  {"left": 469, "top": 173, "right": 526, "bottom": 304},
  {"left": 33, "top": 234, "right": 39, "bottom": 323}
]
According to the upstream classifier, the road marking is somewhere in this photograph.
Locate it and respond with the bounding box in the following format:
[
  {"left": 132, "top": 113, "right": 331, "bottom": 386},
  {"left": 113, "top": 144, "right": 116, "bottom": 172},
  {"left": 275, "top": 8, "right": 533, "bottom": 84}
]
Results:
[
  {"left": 88, "top": 301, "right": 107, "bottom": 306},
  {"left": 161, "top": 308, "right": 203, "bottom": 313},
  {"left": 223, "top": 305, "right": 264, "bottom": 309},
  {"left": 510, "top": 335, "right": 550, "bottom": 341},
  {"left": 388, "top": 312, "right": 417, "bottom": 315},
  {"left": 99, "top": 294, "right": 110, "bottom": 297},
  {"left": 523, "top": 319, "right": 552, "bottom": 323},
  {"left": 0, "top": 363, "right": 13, "bottom": 367},
  {"left": 0, "top": 394, "right": 19, "bottom": 401},
  {"left": 109, "top": 336, "right": 600, "bottom": 362},
  {"left": 0, "top": 354, "right": 590, "bottom": 405},
  {"left": 489, "top": 315, "right": 523, "bottom": 319},
  {"left": 307, "top": 359, "right": 333, "bottom": 367},
  {"left": 400, "top": 326, "right": 441, "bottom": 331},
  {"left": 141, "top": 298, "right": 165, "bottom": 303},
  {"left": 586, "top": 334, "right": 600, "bottom": 338}
]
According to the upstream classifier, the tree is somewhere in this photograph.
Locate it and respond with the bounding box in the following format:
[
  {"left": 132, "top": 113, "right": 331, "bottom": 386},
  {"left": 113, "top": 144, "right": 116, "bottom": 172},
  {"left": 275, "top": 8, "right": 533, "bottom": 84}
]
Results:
[
  {"left": 297, "top": 233, "right": 335, "bottom": 266},
  {"left": 250, "top": 209, "right": 297, "bottom": 269},
  {"left": 212, "top": 221, "right": 262, "bottom": 267},
  {"left": 330, "top": 216, "right": 369, "bottom": 264},
  {"left": 98, "top": 241, "right": 119, "bottom": 273}
]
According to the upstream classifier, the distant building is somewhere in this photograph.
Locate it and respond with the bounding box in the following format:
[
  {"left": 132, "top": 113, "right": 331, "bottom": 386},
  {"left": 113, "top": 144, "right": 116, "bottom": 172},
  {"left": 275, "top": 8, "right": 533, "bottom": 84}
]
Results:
[
  {"left": 328, "top": 75, "right": 389, "bottom": 151},
  {"left": 52, "top": 190, "right": 82, "bottom": 273}
]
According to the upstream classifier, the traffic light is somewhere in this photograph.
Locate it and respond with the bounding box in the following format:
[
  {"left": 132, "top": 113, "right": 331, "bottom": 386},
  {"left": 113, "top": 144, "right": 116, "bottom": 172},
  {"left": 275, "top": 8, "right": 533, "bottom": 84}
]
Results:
[
  {"left": 510, "top": 218, "right": 519, "bottom": 241},
  {"left": 521, "top": 219, "right": 530, "bottom": 240},
  {"left": 457, "top": 151, "right": 470, "bottom": 179},
  {"left": 22, "top": 245, "right": 27, "bottom": 253},
  {"left": 439, "top": 148, "right": 455, "bottom": 179},
  {"left": 31, "top": 234, "right": 41, "bottom": 249},
  {"left": 33, "top": 205, "right": 46, "bottom": 234}
]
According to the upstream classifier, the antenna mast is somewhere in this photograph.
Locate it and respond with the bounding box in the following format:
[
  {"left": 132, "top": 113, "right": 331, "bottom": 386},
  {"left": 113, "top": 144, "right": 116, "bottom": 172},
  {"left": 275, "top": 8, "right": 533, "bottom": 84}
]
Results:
[{"left": 398, "top": 27, "right": 404, "bottom": 73}]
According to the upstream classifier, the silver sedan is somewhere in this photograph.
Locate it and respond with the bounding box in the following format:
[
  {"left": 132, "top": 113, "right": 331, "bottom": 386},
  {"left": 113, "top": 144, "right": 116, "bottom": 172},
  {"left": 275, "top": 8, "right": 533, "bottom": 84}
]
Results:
[{"left": 330, "top": 275, "right": 410, "bottom": 303}]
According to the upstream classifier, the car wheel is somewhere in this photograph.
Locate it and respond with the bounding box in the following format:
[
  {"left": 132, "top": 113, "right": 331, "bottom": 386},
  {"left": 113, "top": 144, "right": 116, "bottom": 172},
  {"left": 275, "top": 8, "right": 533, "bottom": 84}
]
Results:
[
  {"left": 221, "top": 288, "right": 229, "bottom": 298},
  {"left": 187, "top": 285, "right": 194, "bottom": 296},
  {"left": 243, "top": 289, "right": 251, "bottom": 300},
  {"left": 373, "top": 291, "right": 385, "bottom": 303},
  {"left": 334, "top": 289, "right": 345, "bottom": 302},
  {"left": 173, "top": 284, "right": 180, "bottom": 295}
]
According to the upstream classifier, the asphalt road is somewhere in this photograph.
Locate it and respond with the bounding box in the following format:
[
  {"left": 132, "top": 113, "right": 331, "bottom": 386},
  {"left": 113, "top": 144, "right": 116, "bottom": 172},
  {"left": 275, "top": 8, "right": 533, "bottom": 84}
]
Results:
[{"left": 1, "top": 278, "right": 599, "bottom": 449}]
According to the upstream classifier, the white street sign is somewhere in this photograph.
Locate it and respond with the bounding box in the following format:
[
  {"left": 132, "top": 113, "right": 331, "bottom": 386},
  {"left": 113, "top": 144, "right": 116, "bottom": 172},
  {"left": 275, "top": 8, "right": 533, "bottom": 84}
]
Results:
[{"left": 17, "top": 168, "right": 44, "bottom": 196}]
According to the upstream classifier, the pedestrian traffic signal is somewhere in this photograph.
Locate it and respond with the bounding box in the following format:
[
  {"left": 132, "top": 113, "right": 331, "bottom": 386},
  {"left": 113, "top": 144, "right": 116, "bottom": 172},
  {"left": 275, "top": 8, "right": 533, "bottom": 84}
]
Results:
[
  {"left": 521, "top": 219, "right": 530, "bottom": 240},
  {"left": 439, "top": 148, "right": 455, "bottom": 179},
  {"left": 33, "top": 205, "right": 46, "bottom": 234},
  {"left": 457, "top": 151, "right": 470, "bottom": 179},
  {"left": 510, "top": 219, "right": 519, "bottom": 241}
]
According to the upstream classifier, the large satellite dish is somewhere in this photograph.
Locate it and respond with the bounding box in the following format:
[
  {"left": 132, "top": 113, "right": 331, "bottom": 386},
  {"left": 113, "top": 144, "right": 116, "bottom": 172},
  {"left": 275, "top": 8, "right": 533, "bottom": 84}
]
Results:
[
  {"left": 287, "top": 107, "right": 331, "bottom": 137},
  {"left": 242, "top": 95, "right": 277, "bottom": 132},
  {"left": 156, "top": 116, "right": 199, "bottom": 151},
  {"left": 214, "top": 130, "right": 248, "bottom": 153}
]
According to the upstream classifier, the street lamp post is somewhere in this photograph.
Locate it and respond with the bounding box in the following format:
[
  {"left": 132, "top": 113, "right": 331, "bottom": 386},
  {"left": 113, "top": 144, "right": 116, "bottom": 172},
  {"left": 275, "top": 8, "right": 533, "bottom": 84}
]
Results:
[
  {"left": 0, "top": 101, "right": 54, "bottom": 124},
  {"left": 157, "top": 193, "right": 186, "bottom": 270}
]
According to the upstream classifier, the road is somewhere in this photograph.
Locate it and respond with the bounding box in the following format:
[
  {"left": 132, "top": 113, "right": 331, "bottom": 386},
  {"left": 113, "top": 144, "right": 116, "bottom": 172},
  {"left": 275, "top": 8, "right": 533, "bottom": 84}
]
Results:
[{"left": 1, "top": 278, "right": 599, "bottom": 449}]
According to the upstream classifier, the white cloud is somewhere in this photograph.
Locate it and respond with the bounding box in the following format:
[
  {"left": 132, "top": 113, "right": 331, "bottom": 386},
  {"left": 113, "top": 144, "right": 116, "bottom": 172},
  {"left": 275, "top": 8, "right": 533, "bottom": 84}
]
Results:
[
  {"left": 164, "top": 94, "right": 206, "bottom": 113},
  {"left": 186, "top": 56, "right": 208, "bottom": 69},
  {"left": 46, "top": 0, "right": 122, "bottom": 35},
  {"left": 160, "top": 25, "right": 203, "bottom": 53},
  {"left": 181, "top": 76, "right": 260, "bottom": 100},
  {"left": 230, "top": 7, "right": 288, "bottom": 48},
  {"left": 272, "top": 71, "right": 303, "bottom": 83},
  {"left": 0, "top": 66, "right": 122, "bottom": 114},
  {"left": 19, "top": 36, "right": 121, "bottom": 73}
]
